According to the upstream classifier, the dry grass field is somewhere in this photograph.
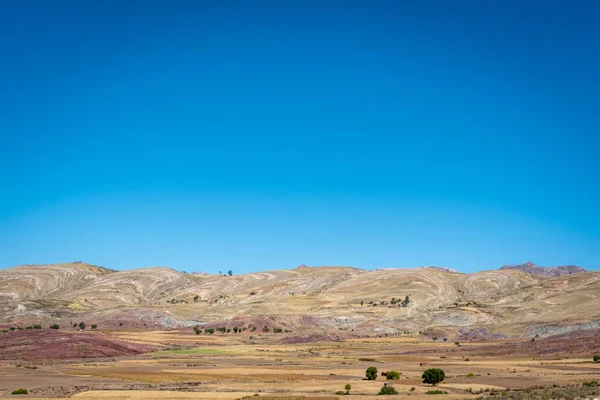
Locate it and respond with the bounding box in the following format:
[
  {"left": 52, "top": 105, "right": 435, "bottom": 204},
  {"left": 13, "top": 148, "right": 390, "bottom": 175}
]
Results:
[{"left": 1, "top": 330, "right": 599, "bottom": 399}]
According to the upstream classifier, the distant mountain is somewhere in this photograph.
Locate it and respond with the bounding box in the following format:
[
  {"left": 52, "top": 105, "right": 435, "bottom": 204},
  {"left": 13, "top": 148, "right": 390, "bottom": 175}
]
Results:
[
  {"left": 422, "top": 266, "right": 459, "bottom": 273},
  {"left": 500, "top": 262, "right": 587, "bottom": 276}
]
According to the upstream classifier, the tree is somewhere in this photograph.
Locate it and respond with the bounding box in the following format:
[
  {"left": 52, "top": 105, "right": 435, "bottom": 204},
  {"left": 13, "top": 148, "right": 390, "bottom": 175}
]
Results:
[
  {"left": 233, "top": 326, "right": 239, "bottom": 333},
  {"left": 205, "top": 328, "right": 215, "bottom": 334},
  {"left": 79, "top": 322, "right": 85, "bottom": 330},
  {"left": 360, "top": 300, "right": 364, "bottom": 306},
  {"left": 91, "top": 324, "right": 97, "bottom": 329},
  {"left": 193, "top": 326, "right": 201, "bottom": 335},
  {"left": 402, "top": 295, "right": 410, "bottom": 307},
  {"left": 263, "top": 326, "right": 270, "bottom": 332},
  {"left": 378, "top": 385, "right": 398, "bottom": 395},
  {"left": 387, "top": 370, "right": 401, "bottom": 380},
  {"left": 193, "top": 295, "right": 199, "bottom": 302},
  {"left": 366, "top": 366, "right": 378, "bottom": 380},
  {"left": 594, "top": 354, "right": 600, "bottom": 363},
  {"left": 50, "top": 324, "right": 59, "bottom": 329},
  {"left": 345, "top": 383, "right": 351, "bottom": 394},
  {"left": 422, "top": 368, "right": 445, "bottom": 385},
  {"left": 228, "top": 270, "right": 233, "bottom": 276}
]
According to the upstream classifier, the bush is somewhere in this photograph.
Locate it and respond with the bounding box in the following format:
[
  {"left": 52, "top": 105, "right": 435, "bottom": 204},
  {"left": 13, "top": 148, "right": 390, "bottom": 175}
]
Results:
[
  {"left": 50, "top": 324, "right": 59, "bottom": 329},
  {"left": 205, "top": 328, "right": 215, "bottom": 334},
  {"left": 455, "top": 341, "right": 460, "bottom": 346},
  {"left": 33, "top": 324, "right": 41, "bottom": 329},
  {"left": 119, "top": 322, "right": 123, "bottom": 326},
  {"left": 9, "top": 327, "right": 15, "bottom": 331},
  {"left": 78, "top": 322, "right": 85, "bottom": 330},
  {"left": 594, "top": 354, "right": 600, "bottom": 363},
  {"left": 426, "top": 389, "right": 448, "bottom": 394},
  {"left": 335, "top": 391, "right": 345, "bottom": 395},
  {"left": 466, "top": 373, "right": 474, "bottom": 378},
  {"left": 366, "top": 366, "right": 378, "bottom": 380},
  {"left": 274, "top": 328, "right": 282, "bottom": 333},
  {"left": 387, "top": 370, "right": 401, "bottom": 380},
  {"left": 91, "top": 324, "right": 97, "bottom": 329},
  {"left": 263, "top": 326, "right": 270, "bottom": 332},
  {"left": 378, "top": 385, "right": 398, "bottom": 395},
  {"left": 422, "top": 368, "right": 445, "bottom": 385},
  {"left": 583, "top": 381, "right": 599, "bottom": 387},
  {"left": 11, "top": 388, "right": 28, "bottom": 395}
]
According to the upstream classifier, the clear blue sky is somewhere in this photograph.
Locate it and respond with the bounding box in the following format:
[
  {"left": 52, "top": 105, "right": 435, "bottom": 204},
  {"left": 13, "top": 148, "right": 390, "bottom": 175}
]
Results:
[{"left": 1, "top": 1, "right": 598, "bottom": 273}]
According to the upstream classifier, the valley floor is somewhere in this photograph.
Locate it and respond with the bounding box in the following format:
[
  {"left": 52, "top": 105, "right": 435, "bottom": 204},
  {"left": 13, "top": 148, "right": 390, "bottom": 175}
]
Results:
[{"left": 1, "top": 330, "right": 599, "bottom": 399}]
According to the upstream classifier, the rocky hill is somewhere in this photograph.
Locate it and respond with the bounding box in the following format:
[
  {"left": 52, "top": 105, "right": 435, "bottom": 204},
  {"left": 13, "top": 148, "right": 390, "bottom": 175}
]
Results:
[
  {"left": 0, "top": 262, "right": 598, "bottom": 340},
  {"left": 499, "top": 261, "right": 587, "bottom": 276}
]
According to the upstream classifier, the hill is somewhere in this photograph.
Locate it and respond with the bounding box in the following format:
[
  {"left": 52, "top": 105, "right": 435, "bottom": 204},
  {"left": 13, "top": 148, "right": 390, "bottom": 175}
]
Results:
[
  {"left": 499, "top": 261, "right": 587, "bottom": 276},
  {"left": 1, "top": 262, "right": 598, "bottom": 340}
]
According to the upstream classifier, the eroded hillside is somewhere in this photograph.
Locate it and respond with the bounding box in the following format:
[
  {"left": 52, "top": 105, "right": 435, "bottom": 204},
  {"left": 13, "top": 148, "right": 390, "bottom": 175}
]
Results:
[{"left": 1, "top": 263, "right": 599, "bottom": 339}]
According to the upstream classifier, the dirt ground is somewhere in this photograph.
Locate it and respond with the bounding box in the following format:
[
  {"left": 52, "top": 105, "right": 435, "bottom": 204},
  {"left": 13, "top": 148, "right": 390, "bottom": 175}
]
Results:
[{"left": 1, "top": 330, "right": 599, "bottom": 399}]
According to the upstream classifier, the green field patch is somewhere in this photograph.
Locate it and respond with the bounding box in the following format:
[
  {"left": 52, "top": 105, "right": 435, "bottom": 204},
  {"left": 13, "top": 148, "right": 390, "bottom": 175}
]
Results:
[{"left": 150, "top": 348, "right": 226, "bottom": 356}]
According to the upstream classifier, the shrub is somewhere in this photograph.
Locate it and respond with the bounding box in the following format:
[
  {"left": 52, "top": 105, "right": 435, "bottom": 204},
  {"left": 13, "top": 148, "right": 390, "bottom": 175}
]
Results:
[
  {"left": 9, "top": 327, "right": 15, "bottom": 331},
  {"left": 205, "top": 328, "right": 215, "bottom": 334},
  {"left": 410, "top": 387, "right": 416, "bottom": 391},
  {"left": 366, "top": 366, "right": 378, "bottom": 380},
  {"left": 583, "top": 381, "right": 598, "bottom": 387},
  {"left": 274, "top": 328, "right": 282, "bottom": 333},
  {"left": 422, "top": 368, "right": 445, "bottom": 385},
  {"left": 233, "top": 327, "right": 239, "bottom": 333},
  {"left": 378, "top": 385, "right": 398, "bottom": 395},
  {"left": 11, "top": 388, "right": 28, "bottom": 395},
  {"left": 193, "top": 326, "right": 201, "bottom": 335},
  {"left": 73, "top": 323, "right": 78, "bottom": 328},
  {"left": 119, "top": 322, "right": 123, "bottom": 326},
  {"left": 386, "top": 370, "right": 401, "bottom": 380},
  {"left": 335, "top": 391, "right": 345, "bottom": 395},
  {"left": 466, "top": 373, "right": 474, "bottom": 378},
  {"left": 25, "top": 326, "right": 33, "bottom": 330},
  {"left": 455, "top": 341, "right": 460, "bottom": 346},
  {"left": 426, "top": 389, "right": 448, "bottom": 394},
  {"left": 50, "top": 324, "right": 59, "bottom": 329},
  {"left": 263, "top": 326, "right": 270, "bottom": 332},
  {"left": 594, "top": 354, "right": 600, "bottom": 363},
  {"left": 78, "top": 322, "right": 85, "bottom": 330},
  {"left": 91, "top": 324, "right": 97, "bottom": 329},
  {"left": 34, "top": 324, "right": 41, "bottom": 329}
]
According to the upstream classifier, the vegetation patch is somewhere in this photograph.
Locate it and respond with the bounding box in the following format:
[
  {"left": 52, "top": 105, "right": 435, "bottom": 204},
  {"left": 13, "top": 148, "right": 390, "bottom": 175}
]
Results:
[{"left": 150, "top": 348, "right": 225, "bottom": 356}]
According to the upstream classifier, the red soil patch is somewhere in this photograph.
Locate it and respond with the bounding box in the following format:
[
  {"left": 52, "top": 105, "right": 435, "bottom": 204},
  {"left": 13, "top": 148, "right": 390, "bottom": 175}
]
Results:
[{"left": 0, "top": 330, "right": 155, "bottom": 360}]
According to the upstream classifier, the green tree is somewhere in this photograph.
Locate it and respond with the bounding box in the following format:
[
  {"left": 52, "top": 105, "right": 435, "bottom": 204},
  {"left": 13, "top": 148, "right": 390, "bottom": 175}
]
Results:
[
  {"left": 263, "top": 326, "right": 270, "bottom": 332},
  {"left": 50, "top": 324, "right": 59, "bottom": 329},
  {"left": 594, "top": 354, "right": 600, "bottom": 363},
  {"left": 422, "top": 368, "right": 445, "bottom": 385},
  {"left": 78, "top": 322, "right": 85, "bottom": 330},
  {"left": 228, "top": 270, "right": 233, "bottom": 276},
  {"left": 345, "top": 383, "right": 351, "bottom": 394},
  {"left": 11, "top": 389, "right": 28, "bottom": 395},
  {"left": 366, "top": 366, "right": 378, "bottom": 380},
  {"left": 378, "top": 385, "right": 398, "bottom": 395},
  {"left": 387, "top": 370, "right": 401, "bottom": 380},
  {"left": 193, "top": 295, "right": 199, "bottom": 302},
  {"left": 91, "top": 324, "right": 97, "bottom": 329}
]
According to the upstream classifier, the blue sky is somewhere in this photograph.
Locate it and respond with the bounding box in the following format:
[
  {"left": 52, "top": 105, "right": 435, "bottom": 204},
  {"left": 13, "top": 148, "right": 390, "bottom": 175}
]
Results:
[{"left": 1, "top": 1, "right": 598, "bottom": 273}]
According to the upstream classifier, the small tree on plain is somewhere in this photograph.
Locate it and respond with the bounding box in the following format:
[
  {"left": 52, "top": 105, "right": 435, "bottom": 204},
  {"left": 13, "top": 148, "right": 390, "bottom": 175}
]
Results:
[
  {"left": 366, "top": 366, "right": 378, "bottom": 380},
  {"left": 422, "top": 368, "right": 445, "bottom": 385},
  {"left": 594, "top": 354, "right": 600, "bottom": 363},
  {"left": 378, "top": 385, "right": 398, "bottom": 395},
  {"left": 387, "top": 370, "right": 401, "bottom": 380},
  {"left": 78, "top": 322, "right": 85, "bottom": 330},
  {"left": 345, "top": 383, "right": 351, "bottom": 394}
]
